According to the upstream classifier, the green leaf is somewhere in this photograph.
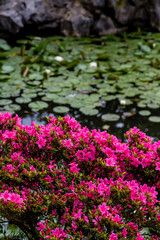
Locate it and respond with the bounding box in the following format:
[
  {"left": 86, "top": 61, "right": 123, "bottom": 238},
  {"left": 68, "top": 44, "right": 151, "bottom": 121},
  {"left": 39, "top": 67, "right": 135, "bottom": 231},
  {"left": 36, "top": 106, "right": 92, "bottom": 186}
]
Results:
[
  {"left": 0, "top": 39, "right": 11, "bottom": 51},
  {"left": 28, "top": 101, "right": 48, "bottom": 111},
  {"left": 0, "top": 99, "right": 12, "bottom": 105},
  {"left": 53, "top": 106, "right": 69, "bottom": 113},
  {"left": 97, "top": 53, "right": 110, "bottom": 61},
  {"left": 139, "top": 110, "right": 151, "bottom": 116},
  {"left": 0, "top": 75, "right": 10, "bottom": 81},
  {"left": 66, "top": 59, "right": 80, "bottom": 70},
  {"left": 15, "top": 97, "right": 31, "bottom": 104},
  {"left": 4, "top": 104, "right": 21, "bottom": 112},
  {"left": 79, "top": 107, "right": 99, "bottom": 116},
  {"left": 34, "top": 40, "right": 49, "bottom": 55},
  {"left": 147, "top": 103, "right": 159, "bottom": 109},
  {"left": 1, "top": 65, "right": 15, "bottom": 73},
  {"left": 148, "top": 116, "right": 160, "bottom": 123},
  {"left": 102, "top": 113, "right": 120, "bottom": 121}
]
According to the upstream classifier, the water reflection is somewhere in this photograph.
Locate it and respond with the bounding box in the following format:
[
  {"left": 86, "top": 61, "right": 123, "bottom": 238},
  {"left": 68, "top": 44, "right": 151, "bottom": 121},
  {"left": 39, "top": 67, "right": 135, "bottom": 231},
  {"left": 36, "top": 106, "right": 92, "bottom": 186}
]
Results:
[{"left": 20, "top": 106, "right": 159, "bottom": 142}]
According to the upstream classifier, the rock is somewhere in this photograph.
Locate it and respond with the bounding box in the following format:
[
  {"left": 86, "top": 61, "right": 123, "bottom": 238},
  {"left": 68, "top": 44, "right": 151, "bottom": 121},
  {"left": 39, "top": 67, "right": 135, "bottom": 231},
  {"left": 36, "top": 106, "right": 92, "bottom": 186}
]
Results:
[
  {"left": 51, "top": 0, "right": 71, "bottom": 8},
  {"left": 114, "top": 2, "right": 136, "bottom": 25},
  {"left": 81, "top": 0, "right": 105, "bottom": 13},
  {"left": 95, "top": 15, "right": 117, "bottom": 35},
  {"left": 0, "top": 0, "right": 52, "bottom": 37},
  {"left": 0, "top": 1, "right": 23, "bottom": 35},
  {"left": 131, "top": 0, "right": 149, "bottom": 28},
  {"left": 149, "top": 0, "right": 160, "bottom": 31},
  {"left": 61, "top": 2, "right": 93, "bottom": 36},
  {"left": 0, "top": 0, "right": 160, "bottom": 37}
]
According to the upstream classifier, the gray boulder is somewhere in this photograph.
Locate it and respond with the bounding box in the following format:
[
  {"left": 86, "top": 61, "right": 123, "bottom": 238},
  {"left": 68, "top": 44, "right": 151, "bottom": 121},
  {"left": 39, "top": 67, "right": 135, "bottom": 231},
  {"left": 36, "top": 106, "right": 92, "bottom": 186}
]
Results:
[
  {"left": 0, "top": 0, "right": 160, "bottom": 37},
  {"left": 61, "top": 2, "right": 93, "bottom": 36}
]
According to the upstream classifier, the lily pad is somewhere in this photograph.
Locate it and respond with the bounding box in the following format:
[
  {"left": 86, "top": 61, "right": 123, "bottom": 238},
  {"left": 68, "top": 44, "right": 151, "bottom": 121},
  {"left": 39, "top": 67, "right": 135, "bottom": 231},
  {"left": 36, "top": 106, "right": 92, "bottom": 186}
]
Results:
[
  {"left": 42, "top": 94, "right": 58, "bottom": 101},
  {"left": 0, "top": 39, "right": 11, "bottom": 50},
  {"left": 53, "top": 97, "right": 69, "bottom": 104},
  {"left": 0, "top": 99, "right": 12, "bottom": 106},
  {"left": 28, "top": 101, "right": 48, "bottom": 111},
  {"left": 0, "top": 75, "right": 10, "bottom": 81},
  {"left": 4, "top": 104, "right": 21, "bottom": 112},
  {"left": 28, "top": 73, "right": 43, "bottom": 80},
  {"left": 148, "top": 116, "right": 160, "bottom": 123},
  {"left": 102, "top": 113, "right": 120, "bottom": 121},
  {"left": 70, "top": 101, "right": 84, "bottom": 109},
  {"left": 1, "top": 65, "right": 15, "bottom": 73},
  {"left": 137, "top": 102, "right": 147, "bottom": 108},
  {"left": 147, "top": 103, "right": 159, "bottom": 109},
  {"left": 139, "top": 110, "right": 151, "bottom": 116},
  {"left": 26, "top": 80, "right": 41, "bottom": 87},
  {"left": 53, "top": 106, "right": 69, "bottom": 113},
  {"left": 15, "top": 97, "right": 31, "bottom": 104},
  {"left": 47, "top": 86, "right": 62, "bottom": 93},
  {"left": 80, "top": 107, "right": 99, "bottom": 116},
  {"left": 102, "top": 95, "right": 117, "bottom": 101},
  {"left": 22, "top": 92, "right": 37, "bottom": 98}
]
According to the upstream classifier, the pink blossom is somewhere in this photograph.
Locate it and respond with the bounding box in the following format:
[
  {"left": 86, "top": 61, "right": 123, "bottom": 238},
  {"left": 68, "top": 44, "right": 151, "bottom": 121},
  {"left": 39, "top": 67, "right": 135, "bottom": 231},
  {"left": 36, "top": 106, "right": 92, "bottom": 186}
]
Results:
[
  {"left": 135, "top": 233, "right": 144, "bottom": 240},
  {"left": 87, "top": 181, "right": 96, "bottom": 191},
  {"left": 112, "top": 214, "right": 123, "bottom": 224},
  {"left": 97, "top": 182, "right": 111, "bottom": 196},
  {"left": 0, "top": 113, "right": 160, "bottom": 239},
  {"left": 61, "top": 139, "right": 73, "bottom": 149},
  {"left": 36, "top": 136, "right": 46, "bottom": 148},
  {"left": 73, "top": 209, "right": 82, "bottom": 220},
  {"left": 2, "top": 130, "right": 16, "bottom": 140},
  {"left": 69, "top": 162, "right": 80, "bottom": 173},
  {"left": 105, "top": 157, "right": 117, "bottom": 167},
  {"left": 37, "top": 222, "right": 46, "bottom": 231},
  {"left": 121, "top": 228, "right": 127, "bottom": 238},
  {"left": 109, "top": 231, "right": 118, "bottom": 240},
  {"left": 0, "top": 191, "right": 25, "bottom": 206},
  {"left": 30, "top": 165, "right": 36, "bottom": 172},
  {"left": 71, "top": 221, "right": 77, "bottom": 230},
  {"left": 99, "top": 202, "right": 110, "bottom": 215},
  {"left": 2, "top": 164, "right": 15, "bottom": 173},
  {"left": 156, "top": 161, "right": 160, "bottom": 170}
]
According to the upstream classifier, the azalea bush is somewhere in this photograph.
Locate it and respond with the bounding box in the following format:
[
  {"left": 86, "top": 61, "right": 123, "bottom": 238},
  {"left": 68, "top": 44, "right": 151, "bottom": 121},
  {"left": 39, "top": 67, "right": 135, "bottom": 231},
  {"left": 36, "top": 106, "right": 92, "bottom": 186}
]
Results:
[{"left": 0, "top": 112, "right": 159, "bottom": 240}]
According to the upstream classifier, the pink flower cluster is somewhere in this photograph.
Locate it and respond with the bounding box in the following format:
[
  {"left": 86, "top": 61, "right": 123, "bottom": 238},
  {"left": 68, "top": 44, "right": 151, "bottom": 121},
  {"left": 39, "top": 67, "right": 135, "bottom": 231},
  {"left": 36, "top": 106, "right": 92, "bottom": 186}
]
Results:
[
  {"left": 0, "top": 112, "right": 159, "bottom": 239},
  {"left": 0, "top": 190, "right": 25, "bottom": 207}
]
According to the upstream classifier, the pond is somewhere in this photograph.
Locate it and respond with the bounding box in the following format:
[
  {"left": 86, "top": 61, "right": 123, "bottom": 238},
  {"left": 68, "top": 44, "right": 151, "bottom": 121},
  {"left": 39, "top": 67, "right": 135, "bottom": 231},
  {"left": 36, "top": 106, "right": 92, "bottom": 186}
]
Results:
[{"left": 1, "top": 31, "right": 160, "bottom": 140}]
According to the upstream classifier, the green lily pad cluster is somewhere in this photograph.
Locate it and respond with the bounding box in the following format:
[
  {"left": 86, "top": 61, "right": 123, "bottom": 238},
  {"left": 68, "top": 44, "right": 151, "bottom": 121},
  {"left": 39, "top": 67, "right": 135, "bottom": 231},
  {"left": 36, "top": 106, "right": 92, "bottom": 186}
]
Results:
[{"left": 1, "top": 32, "right": 160, "bottom": 131}]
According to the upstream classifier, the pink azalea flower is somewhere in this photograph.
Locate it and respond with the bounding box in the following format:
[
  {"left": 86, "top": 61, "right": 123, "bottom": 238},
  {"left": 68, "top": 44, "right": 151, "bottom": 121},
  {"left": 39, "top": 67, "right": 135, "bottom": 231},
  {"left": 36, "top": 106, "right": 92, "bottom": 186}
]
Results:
[
  {"left": 2, "top": 164, "right": 15, "bottom": 173},
  {"left": 105, "top": 157, "right": 117, "bottom": 167},
  {"left": 109, "top": 231, "right": 118, "bottom": 240},
  {"left": 71, "top": 221, "right": 77, "bottom": 230},
  {"left": 136, "top": 233, "right": 145, "bottom": 240},
  {"left": 112, "top": 214, "right": 123, "bottom": 224},
  {"left": 73, "top": 209, "right": 82, "bottom": 220},
  {"left": 99, "top": 202, "right": 110, "bottom": 215},
  {"left": 30, "top": 165, "right": 36, "bottom": 172},
  {"left": 87, "top": 181, "right": 96, "bottom": 191},
  {"left": 2, "top": 130, "right": 16, "bottom": 140},
  {"left": 121, "top": 228, "right": 127, "bottom": 238},
  {"left": 37, "top": 222, "right": 46, "bottom": 231},
  {"left": 0, "top": 191, "right": 24, "bottom": 206},
  {"left": 61, "top": 139, "right": 73, "bottom": 149},
  {"left": 69, "top": 162, "right": 80, "bottom": 173},
  {"left": 51, "top": 228, "right": 67, "bottom": 238},
  {"left": 156, "top": 161, "right": 160, "bottom": 170},
  {"left": 36, "top": 136, "right": 46, "bottom": 149}
]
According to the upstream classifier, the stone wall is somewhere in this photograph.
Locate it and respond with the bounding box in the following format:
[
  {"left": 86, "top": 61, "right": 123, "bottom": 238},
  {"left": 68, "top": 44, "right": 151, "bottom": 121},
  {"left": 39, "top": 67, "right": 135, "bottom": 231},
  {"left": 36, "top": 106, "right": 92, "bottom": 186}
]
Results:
[{"left": 0, "top": 0, "right": 160, "bottom": 37}]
